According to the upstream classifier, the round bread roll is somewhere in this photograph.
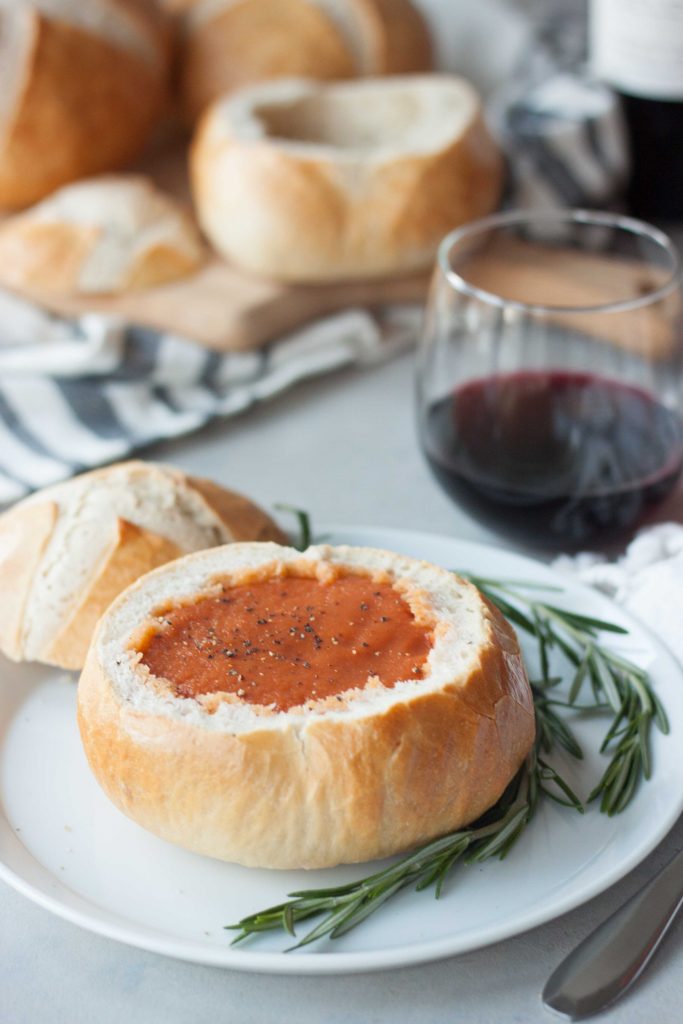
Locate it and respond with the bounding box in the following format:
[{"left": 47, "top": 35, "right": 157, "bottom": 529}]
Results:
[
  {"left": 174, "top": 0, "right": 432, "bottom": 121},
  {"left": 77, "top": 541, "right": 535, "bottom": 869},
  {"left": 190, "top": 75, "right": 504, "bottom": 282},
  {"left": 0, "top": 461, "right": 285, "bottom": 670},
  {"left": 0, "top": 1, "right": 169, "bottom": 210},
  {"left": 0, "top": 176, "right": 205, "bottom": 295}
]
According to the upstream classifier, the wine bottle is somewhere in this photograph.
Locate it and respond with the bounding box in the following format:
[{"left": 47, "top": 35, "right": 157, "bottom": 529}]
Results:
[{"left": 590, "top": 0, "right": 683, "bottom": 221}]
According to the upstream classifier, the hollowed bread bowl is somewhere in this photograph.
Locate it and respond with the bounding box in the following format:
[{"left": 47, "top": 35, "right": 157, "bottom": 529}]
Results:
[
  {"left": 77, "top": 541, "right": 535, "bottom": 869},
  {"left": 190, "top": 74, "right": 504, "bottom": 282}
]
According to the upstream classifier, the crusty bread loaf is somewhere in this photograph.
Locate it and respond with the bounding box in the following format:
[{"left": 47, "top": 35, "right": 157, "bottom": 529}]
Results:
[
  {"left": 0, "top": 1, "right": 169, "bottom": 210},
  {"left": 190, "top": 75, "right": 504, "bottom": 282},
  {"left": 174, "top": 0, "right": 432, "bottom": 121},
  {"left": 0, "top": 461, "right": 285, "bottom": 670},
  {"left": 77, "top": 541, "right": 535, "bottom": 869},
  {"left": 0, "top": 175, "right": 204, "bottom": 295}
]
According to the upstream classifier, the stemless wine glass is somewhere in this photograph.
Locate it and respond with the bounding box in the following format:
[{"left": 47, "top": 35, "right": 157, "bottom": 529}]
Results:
[{"left": 417, "top": 210, "right": 683, "bottom": 550}]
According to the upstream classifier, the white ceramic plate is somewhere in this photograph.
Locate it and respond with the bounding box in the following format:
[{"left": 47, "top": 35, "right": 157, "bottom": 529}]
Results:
[{"left": 1, "top": 526, "right": 682, "bottom": 976}]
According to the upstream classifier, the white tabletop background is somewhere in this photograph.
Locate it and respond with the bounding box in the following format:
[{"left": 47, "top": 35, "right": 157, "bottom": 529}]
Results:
[
  {"left": 3, "top": 351, "right": 683, "bottom": 1024},
  {"left": 3, "top": 1, "right": 683, "bottom": 1020}
]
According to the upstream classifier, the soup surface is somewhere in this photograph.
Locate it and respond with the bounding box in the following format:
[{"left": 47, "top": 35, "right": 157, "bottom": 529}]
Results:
[{"left": 139, "top": 574, "right": 433, "bottom": 711}]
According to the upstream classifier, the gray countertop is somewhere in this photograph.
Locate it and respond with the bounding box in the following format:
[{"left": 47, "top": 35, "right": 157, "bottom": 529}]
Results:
[{"left": 3, "top": 350, "right": 683, "bottom": 1024}]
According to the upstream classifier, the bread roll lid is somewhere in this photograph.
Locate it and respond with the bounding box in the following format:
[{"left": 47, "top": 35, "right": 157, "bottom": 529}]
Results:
[
  {"left": 0, "top": 175, "right": 203, "bottom": 293},
  {"left": 15, "top": 461, "right": 233, "bottom": 661},
  {"left": 215, "top": 74, "right": 482, "bottom": 161}
]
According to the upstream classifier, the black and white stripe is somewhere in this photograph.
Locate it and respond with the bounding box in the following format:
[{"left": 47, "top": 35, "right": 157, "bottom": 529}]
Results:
[
  {"left": 0, "top": 293, "right": 417, "bottom": 506},
  {"left": 494, "top": 72, "right": 630, "bottom": 212}
]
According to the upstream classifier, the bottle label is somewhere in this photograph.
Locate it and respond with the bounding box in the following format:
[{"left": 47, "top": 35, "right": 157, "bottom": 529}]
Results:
[{"left": 591, "top": 0, "right": 683, "bottom": 100}]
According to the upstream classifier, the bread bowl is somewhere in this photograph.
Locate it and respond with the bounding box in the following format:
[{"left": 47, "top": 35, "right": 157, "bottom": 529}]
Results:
[
  {"left": 0, "top": 175, "right": 204, "bottom": 294},
  {"left": 174, "top": 0, "right": 432, "bottom": 121},
  {"left": 0, "top": 461, "right": 285, "bottom": 670},
  {"left": 0, "top": 1, "right": 169, "bottom": 210},
  {"left": 77, "top": 541, "right": 535, "bottom": 869},
  {"left": 190, "top": 75, "right": 504, "bottom": 282}
]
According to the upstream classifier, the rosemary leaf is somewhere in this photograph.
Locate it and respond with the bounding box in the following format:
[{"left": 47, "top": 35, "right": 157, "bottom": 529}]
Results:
[
  {"left": 652, "top": 690, "right": 670, "bottom": 735},
  {"left": 274, "top": 504, "right": 312, "bottom": 551},
  {"left": 540, "top": 606, "right": 629, "bottom": 635},
  {"left": 568, "top": 646, "right": 593, "bottom": 705},
  {"left": 538, "top": 759, "right": 584, "bottom": 811},
  {"left": 329, "top": 880, "right": 407, "bottom": 940},
  {"left": 591, "top": 653, "right": 624, "bottom": 716}
]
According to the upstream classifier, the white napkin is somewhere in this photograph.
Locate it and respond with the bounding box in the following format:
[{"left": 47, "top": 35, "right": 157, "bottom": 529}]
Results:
[
  {"left": 553, "top": 523, "right": 683, "bottom": 661},
  {"left": 0, "top": 290, "right": 419, "bottom": 507}
]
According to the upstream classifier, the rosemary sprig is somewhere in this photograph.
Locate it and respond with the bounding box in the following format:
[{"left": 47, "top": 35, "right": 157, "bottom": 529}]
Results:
[
  {"left": 463, "top": 575, "right": 669, "bottom": 816},
  {"left": 274, "top": 505, "right": 312, "bottom": 551},
  {"left": 227, "top": 700, "right": 582, "bottom": 950},
  {"left": 233, "top": 521, "right": 669, "bottom": 950}
]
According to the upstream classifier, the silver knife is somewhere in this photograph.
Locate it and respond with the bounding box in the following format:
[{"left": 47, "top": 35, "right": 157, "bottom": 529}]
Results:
[{"left": 543, "top": 845, "right": 683, "bottom": 1020}]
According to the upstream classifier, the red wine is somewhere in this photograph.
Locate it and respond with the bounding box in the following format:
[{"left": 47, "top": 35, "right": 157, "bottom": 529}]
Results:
[{"left": 422, "top": 372, "right": 683, "bottom": 548}]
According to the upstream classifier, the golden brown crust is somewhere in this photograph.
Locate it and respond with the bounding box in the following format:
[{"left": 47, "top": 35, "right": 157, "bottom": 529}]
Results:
[
  {"left": 77, "top": 551, "right": 535, "bottom": 869},
  {"left": 187, "top": 475, "right": 288, "bottom": 544},
  {"left": 177, "top": 0, "right": 432, "bottom": 120},
  {"left": 0, "top": 7, "right": 167, "bottom": 210},
  {"left": 0, "top": 500, "right": 56, "bottom": 661},
  {"left": 0, "top": 176, "right": 205, "bottom": 295},
  {"left": 179, "top": 0, "right": 356, "bottom": 121},
  {"left": 0, "top": 221, "right": 101, "bottom": 292},
  {"left": 353, "top": 0, "right": 432, "bottom": 73},
  {"left": 44, "top": 518, "right": 183, "bottom": 671},
  {"left": 123, "top": 241, "right": 202, "bottom": 291}
]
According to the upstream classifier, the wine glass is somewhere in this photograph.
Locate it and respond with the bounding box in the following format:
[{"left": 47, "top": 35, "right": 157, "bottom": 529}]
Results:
[{"left": 416, "top": 210, "right": 683, "bottom": 550}]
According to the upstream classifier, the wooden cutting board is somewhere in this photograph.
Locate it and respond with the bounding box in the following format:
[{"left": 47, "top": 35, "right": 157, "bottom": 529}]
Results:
[
  {"left": 27, "top": 262, "right": 431, "bottom": 352},
  {"left": 21, "top": 236, "right": 675, "bottom": 358},
  {"left": 9, "top": 139, "right": 430, "bottom": 352}
]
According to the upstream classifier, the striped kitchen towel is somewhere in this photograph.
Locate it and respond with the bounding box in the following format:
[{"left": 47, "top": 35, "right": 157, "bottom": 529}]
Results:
[
  {"left": 493, "top": 71, "right": 630, "bottom": 211},
  {"left": 0, "top": 290, "right": 418, "bottom": 507},
  {"left": 488, "top": 2, "right": 629, "bottom": 212}
]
